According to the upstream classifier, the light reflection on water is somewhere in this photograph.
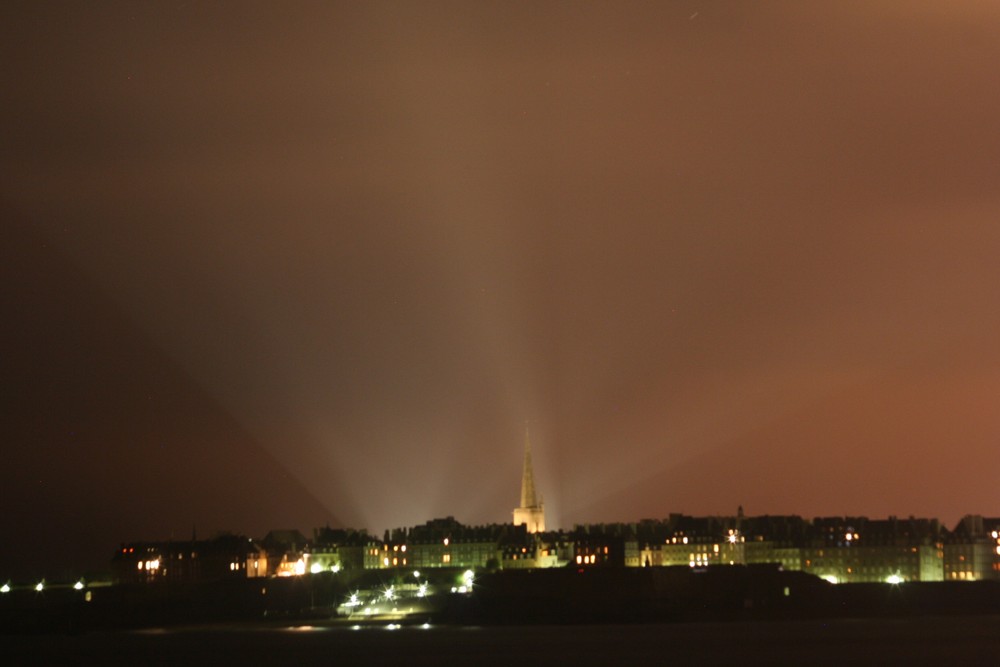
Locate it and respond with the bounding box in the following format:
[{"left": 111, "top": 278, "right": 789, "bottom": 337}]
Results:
[
  {"left": 127, "top": 620, "right": 494, "bottom": 636},
  {"left": 12, "top": 618, "right": 1000, "bottom": 667},
  {"left": 284, "top": 625, "right": 323, "bottom": 632}
]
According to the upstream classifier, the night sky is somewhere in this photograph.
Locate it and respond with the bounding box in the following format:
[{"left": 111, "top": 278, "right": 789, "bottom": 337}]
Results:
[{"left": 4, "top": 1, "right": 1000, "bottom": 579}]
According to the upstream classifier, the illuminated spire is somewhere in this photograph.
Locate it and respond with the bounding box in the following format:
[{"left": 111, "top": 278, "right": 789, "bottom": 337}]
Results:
[
  {"left": 513, "top": 423, "right": 545, "bottom": 533},
  {"left": 520, "top": 424, "right": 539, "bottom": 509}
]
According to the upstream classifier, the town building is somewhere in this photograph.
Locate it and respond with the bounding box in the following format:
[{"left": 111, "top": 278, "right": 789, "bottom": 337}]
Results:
[
  {"left": 381, "top": 517, "right": 528, "bottom": 570},
  {"left": 111, "top": 534, "right": 268, "bottom": 584},
  {"left": 311, "top": 527, "right": 381, "bottom": 572},
  {"left": 801, "top": 516, "right": 944, "bottom": 584},
  {"left": 944, "top": 515, "right": 1000, "bottom": 581}
]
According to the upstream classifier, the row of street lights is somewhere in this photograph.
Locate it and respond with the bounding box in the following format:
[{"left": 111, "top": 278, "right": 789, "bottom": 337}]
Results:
[{"left": 0, "top": 579, "right": 88, "bottom": 593}]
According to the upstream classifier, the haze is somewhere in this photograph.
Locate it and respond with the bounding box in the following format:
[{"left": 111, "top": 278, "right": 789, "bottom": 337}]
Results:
[{"left": 3, "top": 1, "right": 1000, "bottom": 578}]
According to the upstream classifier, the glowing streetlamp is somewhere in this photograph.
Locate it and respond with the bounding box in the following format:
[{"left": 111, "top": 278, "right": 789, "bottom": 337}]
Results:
[{"left": 458, "top": 569, "right": 474, "bottom": 593}]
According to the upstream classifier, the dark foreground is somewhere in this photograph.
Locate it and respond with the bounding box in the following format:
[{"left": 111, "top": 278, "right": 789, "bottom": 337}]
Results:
[
  {"left": 12, "top": 565, "right": 1000, "bottom": 633},
  {"left": 8, "top": 566, "right": 1000, "bottom": 665},
  {"left": 7, "top": 616, "right": 1000, "bottom": 666}
]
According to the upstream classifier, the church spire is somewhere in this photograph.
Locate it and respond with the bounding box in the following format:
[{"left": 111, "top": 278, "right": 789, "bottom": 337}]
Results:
[{"left": 513, "top": 422, "right": 545, "bottom": 533}]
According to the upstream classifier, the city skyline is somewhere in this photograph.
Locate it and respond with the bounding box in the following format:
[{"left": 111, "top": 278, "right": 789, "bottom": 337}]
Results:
[
  {"left": 5, "top": 2, "right": 1000, "bottom": 580},
  {"left": 16, "top": 506, "right": 1000, "bottom": 589}
]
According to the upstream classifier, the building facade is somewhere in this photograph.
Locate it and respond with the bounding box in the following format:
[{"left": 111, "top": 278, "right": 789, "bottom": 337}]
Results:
[{"left": 111, "top": 535, "right": 268, "bottom": 584}]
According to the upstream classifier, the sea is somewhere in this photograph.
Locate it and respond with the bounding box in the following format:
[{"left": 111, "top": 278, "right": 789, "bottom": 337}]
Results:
[{"left": 8, "top": 616, "right": 1000, "bottom": 666}]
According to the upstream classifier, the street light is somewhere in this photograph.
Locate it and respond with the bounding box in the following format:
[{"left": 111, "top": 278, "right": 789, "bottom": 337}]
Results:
[{"left": 459, "top": 569, "right": 474, "bottom": 593}]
